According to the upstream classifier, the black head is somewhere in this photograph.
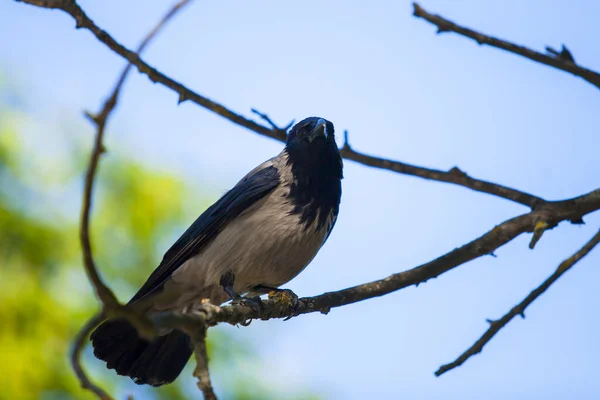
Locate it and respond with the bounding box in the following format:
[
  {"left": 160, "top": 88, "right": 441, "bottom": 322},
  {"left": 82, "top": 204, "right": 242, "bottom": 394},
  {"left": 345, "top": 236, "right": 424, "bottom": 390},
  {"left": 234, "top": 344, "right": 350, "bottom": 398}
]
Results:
[
  {"left": 285, "top": 117, "right": 343, "bottom": 230},
  {"left": 285, "top": 117, "right": 341, "bottom": 172},
  {"left": 286, "top": 117, "right": 336, "bottom": 148},
  {"left": 285, "top": 116, "right": 341, "bottom": 175}
]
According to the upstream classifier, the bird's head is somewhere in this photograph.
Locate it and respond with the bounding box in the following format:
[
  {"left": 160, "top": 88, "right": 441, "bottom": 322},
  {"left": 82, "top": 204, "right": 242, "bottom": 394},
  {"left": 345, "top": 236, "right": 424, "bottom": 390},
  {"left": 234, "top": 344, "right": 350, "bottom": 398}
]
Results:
[
  {"left": 286, "top": 117, "right": 336, "bottom": 149},
  {"left": 284, "top": 116, "right": 342, "bottom": 181}
]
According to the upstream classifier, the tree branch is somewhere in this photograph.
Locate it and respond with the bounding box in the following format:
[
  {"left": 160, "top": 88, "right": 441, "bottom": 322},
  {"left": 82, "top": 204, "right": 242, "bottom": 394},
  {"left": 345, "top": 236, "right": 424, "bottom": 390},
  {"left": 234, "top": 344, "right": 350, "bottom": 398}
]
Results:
[
  {"left": 151, "top": 189, "right": 600, "bottom": 328},
  {"left": 340, "top": 147, "right": 543, "bottom": 208},
  {"left": 412, "top": 3, "right": 600, "bottom": 90},
  {"left": 251, "top": 108, "right": 295, "bottom": 133},
  {"left": 435, "top": 227, "right": 600, "bottom": 377},
  {"left": 70, "top": 312, "right": 113, "bottom": 400},
  {"left": 189, "top": 327, "right": 218, "bottom": 400},
  {"left": 66, "top": 1, "right": 194, "bottom": 397},
  {"left": 16, "top": 0, "right": 546, "bottom": 209},
  {"left": 76, "top": 0, "right": 194, "bottom": 339}
]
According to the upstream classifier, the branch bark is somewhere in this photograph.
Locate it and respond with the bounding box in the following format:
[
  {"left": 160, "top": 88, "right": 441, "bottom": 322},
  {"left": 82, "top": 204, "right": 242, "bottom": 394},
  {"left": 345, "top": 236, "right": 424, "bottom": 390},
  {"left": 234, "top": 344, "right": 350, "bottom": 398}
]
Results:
[
  {"left": 66, "top": 1, "right": 195, "bottom": 398},
  {"left": 151, "top": 189, "right": 600, "bottom": 328},
  {"left": 412, "top": 2, "right": 600, "bottom": 90},
  {"left": 70, "top": 312, "right": 112, "bottom": 400},
  {"left": 189, "top": 327, "right": 217, "bottom": 400},
  {"left": 17, "top": 0, "right": 546, "bottom": 209},
  {"left": 435, "top": 228, "right": 600, "bottom": 377},
  {"left": 340, "top": 147, "right": 543, "bottom": 208}
]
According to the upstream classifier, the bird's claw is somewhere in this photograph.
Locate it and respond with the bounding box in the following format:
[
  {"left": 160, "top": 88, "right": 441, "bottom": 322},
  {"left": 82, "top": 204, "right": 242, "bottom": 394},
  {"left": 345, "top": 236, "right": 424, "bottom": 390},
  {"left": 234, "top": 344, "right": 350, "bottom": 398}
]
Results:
[{"left": 232, "top": 295, "right": 264, "bottom": 317}]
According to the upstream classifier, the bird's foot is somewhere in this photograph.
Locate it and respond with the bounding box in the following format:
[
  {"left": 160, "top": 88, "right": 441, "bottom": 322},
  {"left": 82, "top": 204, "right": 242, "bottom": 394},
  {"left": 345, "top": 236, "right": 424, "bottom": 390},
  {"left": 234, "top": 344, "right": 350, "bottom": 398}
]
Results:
[
  {"left": 267, "top": 289, "right": 302, "bottom": 320},
  {"left": 228, "top": 293, "right": 263, "bottom": 326},
  {"left": 231, "top": 295, "right": 264, "bottom": 316},
  {"left": 221, "top": 274, "right": 264, "bottom": 317}
]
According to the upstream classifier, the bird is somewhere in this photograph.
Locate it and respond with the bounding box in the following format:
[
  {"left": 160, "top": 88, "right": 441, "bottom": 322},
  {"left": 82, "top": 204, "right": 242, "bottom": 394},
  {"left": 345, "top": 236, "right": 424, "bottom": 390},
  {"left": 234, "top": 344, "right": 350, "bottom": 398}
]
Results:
[{"left": 90, "top": 117, "right": 343, "bottom": 386}]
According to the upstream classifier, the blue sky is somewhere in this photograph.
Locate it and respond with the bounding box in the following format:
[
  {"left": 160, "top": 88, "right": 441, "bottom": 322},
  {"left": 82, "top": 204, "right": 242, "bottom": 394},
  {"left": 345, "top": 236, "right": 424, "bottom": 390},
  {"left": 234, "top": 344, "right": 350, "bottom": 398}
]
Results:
[{"left": 3, "top": 0, "right": 600, "bottom": 399}]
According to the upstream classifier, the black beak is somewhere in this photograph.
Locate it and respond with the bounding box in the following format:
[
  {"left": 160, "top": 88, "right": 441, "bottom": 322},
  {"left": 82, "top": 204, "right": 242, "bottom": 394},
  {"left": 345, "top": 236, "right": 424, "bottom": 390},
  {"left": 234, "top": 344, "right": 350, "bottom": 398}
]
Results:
[{"left": 307, "top": 118, "right": 328, "bottom": 143}]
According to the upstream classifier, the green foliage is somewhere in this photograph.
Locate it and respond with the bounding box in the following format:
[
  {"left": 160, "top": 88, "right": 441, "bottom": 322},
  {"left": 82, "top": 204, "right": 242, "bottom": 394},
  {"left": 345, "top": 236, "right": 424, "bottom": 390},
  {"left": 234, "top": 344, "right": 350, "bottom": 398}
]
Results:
[{"left": 0, "top": 114, "right": 92, "bottom": 399}]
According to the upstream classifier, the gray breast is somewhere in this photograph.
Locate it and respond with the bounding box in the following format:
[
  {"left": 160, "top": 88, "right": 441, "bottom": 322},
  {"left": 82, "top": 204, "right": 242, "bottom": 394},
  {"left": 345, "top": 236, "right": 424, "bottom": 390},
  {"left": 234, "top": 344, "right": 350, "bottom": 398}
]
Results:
[{"left": 158, "top": 153, "right": 335, "bottom": 310}]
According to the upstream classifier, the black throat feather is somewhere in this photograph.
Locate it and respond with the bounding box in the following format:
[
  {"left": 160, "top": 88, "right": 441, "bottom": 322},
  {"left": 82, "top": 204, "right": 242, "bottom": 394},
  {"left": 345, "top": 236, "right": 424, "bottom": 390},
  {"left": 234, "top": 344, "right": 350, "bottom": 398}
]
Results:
[{"left": 285, "top": 141, "right": 343, "bottom": 230}]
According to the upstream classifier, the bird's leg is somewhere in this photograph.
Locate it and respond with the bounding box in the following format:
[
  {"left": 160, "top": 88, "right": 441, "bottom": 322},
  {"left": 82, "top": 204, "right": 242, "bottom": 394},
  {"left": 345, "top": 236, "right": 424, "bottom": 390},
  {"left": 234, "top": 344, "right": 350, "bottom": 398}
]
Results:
[
  {"left": 220, "top": 271, "right": 263, "bottom": 316},
  {"left": 251, "top": 285, "right": 301, "bottom": 319},
  {"left": 220, "top": 270, "right": 237, "bottom": 299}
]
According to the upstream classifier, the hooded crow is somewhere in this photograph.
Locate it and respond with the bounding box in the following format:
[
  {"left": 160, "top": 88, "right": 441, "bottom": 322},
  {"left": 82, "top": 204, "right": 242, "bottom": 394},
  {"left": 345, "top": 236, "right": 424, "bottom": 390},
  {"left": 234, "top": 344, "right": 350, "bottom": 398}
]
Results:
[{"left": 91, "top": 117, "right": 343, "bottom": 386}]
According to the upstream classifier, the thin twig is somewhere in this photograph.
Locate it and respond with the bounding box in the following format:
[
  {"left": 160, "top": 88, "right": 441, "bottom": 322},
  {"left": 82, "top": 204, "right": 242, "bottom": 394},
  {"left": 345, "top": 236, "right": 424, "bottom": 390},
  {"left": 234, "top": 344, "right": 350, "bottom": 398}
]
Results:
[
  {"left": 529, "top": 220, "right": 549, "bottom": 249},
  {"left": 82, "top": 0, "right": 192, "bottom": 324},
  {"left": 189, "top": 327, "right": 218, "bottom": 400},
  {"left": 79, "top": 0, "right": 192, "bottom": 336},
  {"left": 251, "top": 108, "right": 294, "bottom": 132},
  {"left": 91, "top": 0, "right": 193, "bottom": 121},
  {"left": 70, "top": 1, "right": 192, "bottom": 397},
  {"left": 70, "top": 312, "right": 113, "bottom": 400},
  {"left": 412, "top": 3, "right": 600, "bottom": 90},
  {"left": 435, "top": 228, "right": 600, "bottom": 377},
  {"left": 545, "top": 45, "right": 575, "bottom": 63},
  {"left": 17, "top": 0, "right": 546, "bottom": 209}
]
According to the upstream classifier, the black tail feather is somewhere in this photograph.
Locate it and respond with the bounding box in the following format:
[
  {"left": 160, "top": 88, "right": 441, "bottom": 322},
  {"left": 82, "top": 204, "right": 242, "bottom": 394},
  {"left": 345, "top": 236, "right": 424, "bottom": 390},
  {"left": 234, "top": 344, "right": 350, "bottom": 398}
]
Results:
[{"left": 90, "top": 318, "right": 192, "bottom": 387}]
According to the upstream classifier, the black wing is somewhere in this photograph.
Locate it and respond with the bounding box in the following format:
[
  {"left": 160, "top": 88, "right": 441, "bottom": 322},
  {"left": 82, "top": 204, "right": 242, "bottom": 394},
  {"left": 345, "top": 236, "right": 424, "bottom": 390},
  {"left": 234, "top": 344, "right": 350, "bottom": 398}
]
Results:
[{"left": 129, "top": 164, "right": 280, "bottom": 304}]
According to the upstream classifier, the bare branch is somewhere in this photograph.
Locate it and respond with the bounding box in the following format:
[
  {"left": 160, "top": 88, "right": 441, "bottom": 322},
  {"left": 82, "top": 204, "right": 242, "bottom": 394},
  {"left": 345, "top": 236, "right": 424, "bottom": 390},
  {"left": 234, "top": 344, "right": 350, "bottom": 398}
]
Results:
[
  {"left": 71, "top": 312, "right": 113, "bottom": 400},
  {"left": 16, "top": 0, "right": 546, "bottom": 209},
  {"left": 93, "top": 0, "right": 193, "bottom": 119},
  {"left": 412, "top": 3, "right": 600, "bottom": 90},
  {"left": 545, "top": 45, "right": 575, "bottom": 63},
  {"left": 339, "top": 148, "right": 543, "bottom": 208},
  {"left": 77, "top": 0, "right": 193, "bottom": 341},
  {"left": 149, "top": 189, "right": 600, "bottom": 328},
  {"left": 435, "top": 228, "right": 600, "bottom": 377},
  {"left": 251, "top": 108, "right": 294, "bottom": 132},
  {"left": 67, "top": 1, "right": 192, "bottom": 397},
  {"left": 190, "top": 327, "right": 218, "bottom": 400},
  {"left": 529, "top": 220, "right": 549, "bottom": 249}
]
